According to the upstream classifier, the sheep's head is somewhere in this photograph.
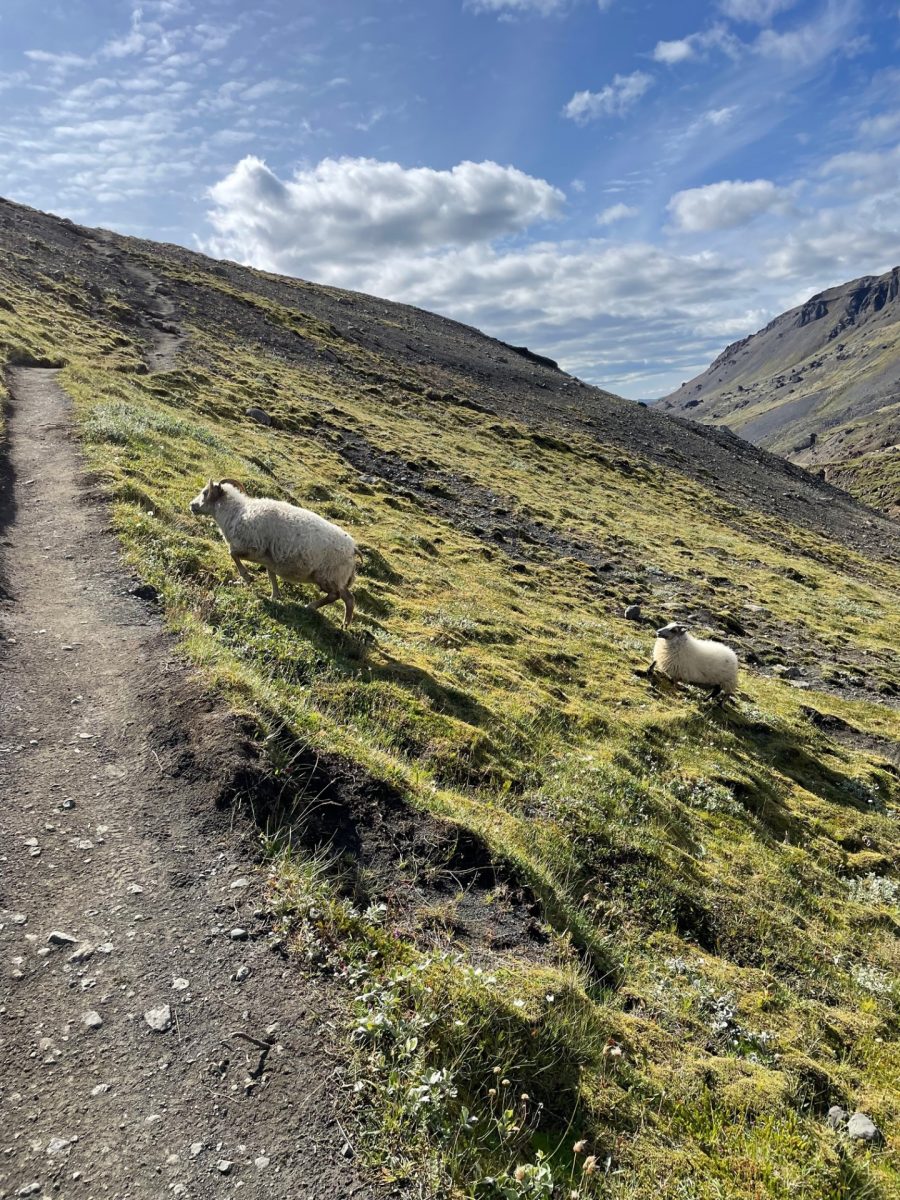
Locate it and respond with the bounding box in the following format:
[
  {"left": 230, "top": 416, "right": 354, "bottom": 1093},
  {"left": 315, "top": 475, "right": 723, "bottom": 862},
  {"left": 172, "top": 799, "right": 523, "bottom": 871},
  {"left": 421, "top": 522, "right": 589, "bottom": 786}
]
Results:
[
  {"left": 189, "top": 478, "right": 244, "bottom": 515},
  {"left": 656, "top": 622, "right": 687, "bottom": 641}
]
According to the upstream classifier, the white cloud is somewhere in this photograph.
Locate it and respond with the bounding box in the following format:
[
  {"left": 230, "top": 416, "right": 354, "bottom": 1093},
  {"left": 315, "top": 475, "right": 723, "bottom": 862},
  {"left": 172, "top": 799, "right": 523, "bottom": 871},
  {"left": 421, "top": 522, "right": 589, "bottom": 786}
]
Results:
[
  {"left": 819, "top": 143, "right": 900, "bottom": 195},
  {"left": 464, "top": 0, "right": 571, "bottom": 14},
  {"left": 201, "top": 185, "right": 761, "bottom": 396},
  {"left": 24, "top": 49, "right": 93, "bottom": 78},
  {"left": 667, "top": 179, "right": 791, "bottom": 231},
  {"left": 597, "top": 203, "right": 638, "bottom": 225},
  {"left": 101, "top": 28, "right": 146, "bottom": 59},
  {"left": 465, "top": 0, "right": 616, "bottom": 12},
  {"left": 7, "top": 5, "right": 293, "bottom": 225},
  {"left": 755, "top": 0, "right": 859, "bottom": 66},
  {"left": 653, "top": 39, "right": 696, "bottom": 64},
  {"left": 206, "top": 156, "right": 565, "bottom": 267},
  {"left": 719, "top": 0, "right": 797, "bottom": 23},
  {"left": 0, "top": 70, "right": 29, "bottom": 93},
  {"left": 859, "top": 110, "right": 900, "bottom": 141},
  {"left": 563, "top": 71, "right": 652, "bottom": 123},
  {"left": 652, "top": 26, "right": 741, "bottom": 65},
  {"left": 763, "top": 206, "right": 899, "bottom": 283}
]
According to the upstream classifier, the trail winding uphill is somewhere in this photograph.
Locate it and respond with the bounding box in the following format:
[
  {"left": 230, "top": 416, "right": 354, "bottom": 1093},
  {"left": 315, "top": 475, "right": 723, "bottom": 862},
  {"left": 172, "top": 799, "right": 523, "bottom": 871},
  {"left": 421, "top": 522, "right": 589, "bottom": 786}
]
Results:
[{"left": 0, "top": 369, "right": 373, "bottom": 1198}]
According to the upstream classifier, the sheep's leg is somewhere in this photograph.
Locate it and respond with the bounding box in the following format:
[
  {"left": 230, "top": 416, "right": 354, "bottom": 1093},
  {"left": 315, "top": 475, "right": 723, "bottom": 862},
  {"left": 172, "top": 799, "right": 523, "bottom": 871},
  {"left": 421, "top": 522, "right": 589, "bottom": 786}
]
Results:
[
  {"left": 232, "top": 554, "right": 254, "bottom": 586},
  {"left": 339, "top": 587, "right": 355, "bottom": 627},
  {"left": 309, "top": 589, "right": 339, "bottom": 613},
  {"left": 266, "top": 569, "right": 282, "bottom": 601},
  {"left": 703, "top": 684, "right": 722, "bottom": 702},
  {"left": 647, "top": 659, "right": 657, "bottom": 677}
]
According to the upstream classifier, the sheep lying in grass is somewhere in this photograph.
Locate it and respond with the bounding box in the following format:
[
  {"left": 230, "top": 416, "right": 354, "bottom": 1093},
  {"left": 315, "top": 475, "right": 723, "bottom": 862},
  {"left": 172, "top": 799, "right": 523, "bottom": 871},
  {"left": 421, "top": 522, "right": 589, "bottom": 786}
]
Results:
[
  {"left": 189, "top": 478, "right": 357, "bottom": 625},
  {"left": 649, "top": 622, "right": 738, "bottom": 701}
]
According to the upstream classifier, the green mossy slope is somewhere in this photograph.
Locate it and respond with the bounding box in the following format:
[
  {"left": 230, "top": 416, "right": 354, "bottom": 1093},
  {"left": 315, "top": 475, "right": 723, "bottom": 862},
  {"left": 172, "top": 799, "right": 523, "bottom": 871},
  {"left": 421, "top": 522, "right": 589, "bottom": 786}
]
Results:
[{"left": 1, "top": 205, "right": 898, "bottom": 1199}]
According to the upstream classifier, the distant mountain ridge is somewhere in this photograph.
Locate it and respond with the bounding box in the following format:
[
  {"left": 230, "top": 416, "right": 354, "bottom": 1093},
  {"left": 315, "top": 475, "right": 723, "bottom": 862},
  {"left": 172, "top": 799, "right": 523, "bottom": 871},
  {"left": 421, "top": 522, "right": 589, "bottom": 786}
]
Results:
[{"left": 657, "top": 266, "right": 900, "bottom": 517}]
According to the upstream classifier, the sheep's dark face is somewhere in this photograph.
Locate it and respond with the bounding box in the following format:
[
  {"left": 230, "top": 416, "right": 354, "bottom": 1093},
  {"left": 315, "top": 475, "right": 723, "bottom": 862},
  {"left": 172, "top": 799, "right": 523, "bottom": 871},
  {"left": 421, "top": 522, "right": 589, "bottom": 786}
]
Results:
[
  {"left": 656, "top": 622, "right": 687, "bottom": 640},
  {"left": 189, "top": 479, "right": 222, "bottom": 516}
]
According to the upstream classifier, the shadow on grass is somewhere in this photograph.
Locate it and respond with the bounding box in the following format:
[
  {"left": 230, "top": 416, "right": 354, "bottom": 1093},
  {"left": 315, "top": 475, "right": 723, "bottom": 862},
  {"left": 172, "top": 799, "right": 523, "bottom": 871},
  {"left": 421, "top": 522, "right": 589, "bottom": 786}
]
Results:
[
  {"left": 691, "top": 705, "right": 883, "bottom": 816},
  {"left": 263, "top": 591, "right": 496, "bottom": 730}
]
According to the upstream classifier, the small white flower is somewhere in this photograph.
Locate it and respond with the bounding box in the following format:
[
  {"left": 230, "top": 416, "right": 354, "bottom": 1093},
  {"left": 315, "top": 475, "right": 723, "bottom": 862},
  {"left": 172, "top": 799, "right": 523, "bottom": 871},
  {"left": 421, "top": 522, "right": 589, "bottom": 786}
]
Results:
[{"left": 513, "top": 999, "right": 525, "bottom": 1008}]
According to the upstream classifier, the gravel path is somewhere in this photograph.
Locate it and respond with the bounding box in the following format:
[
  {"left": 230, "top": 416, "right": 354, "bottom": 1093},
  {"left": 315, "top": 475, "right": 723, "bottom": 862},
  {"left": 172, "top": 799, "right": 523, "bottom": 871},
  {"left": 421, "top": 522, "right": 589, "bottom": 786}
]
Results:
[{"left": 0, "top": 368, "right": 373, "bottom": 1198}]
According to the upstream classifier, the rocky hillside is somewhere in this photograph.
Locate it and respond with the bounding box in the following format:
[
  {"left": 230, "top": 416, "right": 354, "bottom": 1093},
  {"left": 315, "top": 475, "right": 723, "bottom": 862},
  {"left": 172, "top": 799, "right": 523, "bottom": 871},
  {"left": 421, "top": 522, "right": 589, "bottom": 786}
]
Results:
[
  {"left": 657, "top": 268, "right": 900, "bottom": 517},
  {"left": 1, "top": 195, "right": 899, "bottom": 1198}
]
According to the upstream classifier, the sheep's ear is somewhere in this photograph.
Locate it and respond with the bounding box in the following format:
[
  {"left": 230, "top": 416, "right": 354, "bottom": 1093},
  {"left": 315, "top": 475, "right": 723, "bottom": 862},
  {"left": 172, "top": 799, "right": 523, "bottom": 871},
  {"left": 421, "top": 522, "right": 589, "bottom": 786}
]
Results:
[
  {"left": 209, "top": 480, "right": 224, "bottom": 500},
  {"left": 219, "top": 478, "right": 246, "bottom": 493}
]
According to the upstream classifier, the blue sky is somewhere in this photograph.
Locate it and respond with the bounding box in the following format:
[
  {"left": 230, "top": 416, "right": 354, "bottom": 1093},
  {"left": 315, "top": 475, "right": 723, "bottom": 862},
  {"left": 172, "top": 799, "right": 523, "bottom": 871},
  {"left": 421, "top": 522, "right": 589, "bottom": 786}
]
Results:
[{"left": 1, "top": 0, "right": 898, "bottom": 397}]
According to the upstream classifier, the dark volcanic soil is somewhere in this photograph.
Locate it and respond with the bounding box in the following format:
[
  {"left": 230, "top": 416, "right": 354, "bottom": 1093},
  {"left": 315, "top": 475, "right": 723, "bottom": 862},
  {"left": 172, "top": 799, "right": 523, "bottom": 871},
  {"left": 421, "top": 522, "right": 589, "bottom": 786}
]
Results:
[{"left": 0, "top": 368, "right": 373, "bottom": 1199}]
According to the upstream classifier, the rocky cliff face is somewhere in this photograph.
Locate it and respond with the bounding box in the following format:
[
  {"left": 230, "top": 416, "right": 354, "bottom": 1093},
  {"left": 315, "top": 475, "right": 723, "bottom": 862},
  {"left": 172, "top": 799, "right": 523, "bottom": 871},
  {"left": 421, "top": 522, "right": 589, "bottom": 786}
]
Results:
[{"left": 657, "top": 267, "right": 900, "bottom": 517}]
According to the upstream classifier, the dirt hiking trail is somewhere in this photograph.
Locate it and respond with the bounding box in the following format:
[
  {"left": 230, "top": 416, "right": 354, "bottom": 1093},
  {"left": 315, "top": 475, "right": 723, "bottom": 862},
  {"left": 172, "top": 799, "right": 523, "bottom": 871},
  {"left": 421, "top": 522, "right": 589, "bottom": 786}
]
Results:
[
  {"left": 89, "top": 231, "right": 186, "bottom": 372},
  {"left": 0, "top": 368, "right": 374, "bottom": 1199}
]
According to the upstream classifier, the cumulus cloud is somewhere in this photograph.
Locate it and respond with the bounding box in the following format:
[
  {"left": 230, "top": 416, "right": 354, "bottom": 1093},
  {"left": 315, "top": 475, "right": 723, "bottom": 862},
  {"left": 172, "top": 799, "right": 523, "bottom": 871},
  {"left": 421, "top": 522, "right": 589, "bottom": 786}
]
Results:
[
  {"left": 206, "top": 156, "right": 565, "bottom": 268},
  {"left": 719, "top": 0, "right": 797, "bottom": 22},
  {"left": 563, "top": 71, "right": 653, "bottom": 123},
  {"left": 652, "top": 39, "right": 696, "bottom": 64},
  {"left": 667, "top": 179, "right": 791, "bottom": 232},
  {"left": 597, "top": 203, "right": 638, "bottom": 225}
]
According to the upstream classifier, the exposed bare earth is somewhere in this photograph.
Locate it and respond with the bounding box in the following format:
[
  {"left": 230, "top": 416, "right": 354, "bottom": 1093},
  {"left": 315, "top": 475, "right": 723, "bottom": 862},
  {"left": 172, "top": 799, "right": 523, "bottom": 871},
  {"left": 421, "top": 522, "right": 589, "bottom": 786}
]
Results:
[{"left": 0, "top": 368, "right": 373, "bottom": 1199}]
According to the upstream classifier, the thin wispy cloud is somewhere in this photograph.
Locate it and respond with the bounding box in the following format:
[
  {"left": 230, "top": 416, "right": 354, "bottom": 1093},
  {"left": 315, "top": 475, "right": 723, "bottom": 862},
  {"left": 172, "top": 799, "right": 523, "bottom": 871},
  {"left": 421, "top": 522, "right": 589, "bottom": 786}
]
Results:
[
  {"left": 596, "top": 203, "right": 638, "bottom": 224},
  {"left": 464, "top": 0, "right": 571, "bottom": 13},
  {"left": 464, "top": 0, "right": 613, "bottom": 14},
  {"left": 755, "top": 0, "right": 861, "bottom": 65},
  {"left": 563, "top": 71, "right": 653, "bottom": 123},
  {"left": 719, "top": 0, "right": 798, "bottom": 23}
]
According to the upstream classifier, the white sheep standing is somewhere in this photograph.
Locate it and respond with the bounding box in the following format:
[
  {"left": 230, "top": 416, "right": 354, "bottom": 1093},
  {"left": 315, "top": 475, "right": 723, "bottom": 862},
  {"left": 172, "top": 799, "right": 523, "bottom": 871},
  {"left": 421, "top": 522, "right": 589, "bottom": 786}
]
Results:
[
  {"left": 648, "top": 622, "right": 738, "bottom": 701},
  {"left": 189, "top": 478, "right": 357, "bottom": 625}
]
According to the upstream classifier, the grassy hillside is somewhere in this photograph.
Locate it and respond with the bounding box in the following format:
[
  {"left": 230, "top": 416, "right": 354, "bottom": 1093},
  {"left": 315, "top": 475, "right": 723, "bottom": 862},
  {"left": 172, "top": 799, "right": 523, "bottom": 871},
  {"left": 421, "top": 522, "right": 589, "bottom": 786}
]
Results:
[
  {"left": 658, "top": 268, "right": 900, "bottom": 519},
  {"left": 2, "top": 198, "right": 899, "bottom": 1198}
]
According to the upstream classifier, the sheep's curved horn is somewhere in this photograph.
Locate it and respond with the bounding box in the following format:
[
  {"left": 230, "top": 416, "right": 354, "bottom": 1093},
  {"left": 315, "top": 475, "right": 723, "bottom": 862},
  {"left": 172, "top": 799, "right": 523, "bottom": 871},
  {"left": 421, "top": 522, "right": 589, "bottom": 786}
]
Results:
[{"left": 218, "top": 478, "right": 246, "bottom": 493}]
